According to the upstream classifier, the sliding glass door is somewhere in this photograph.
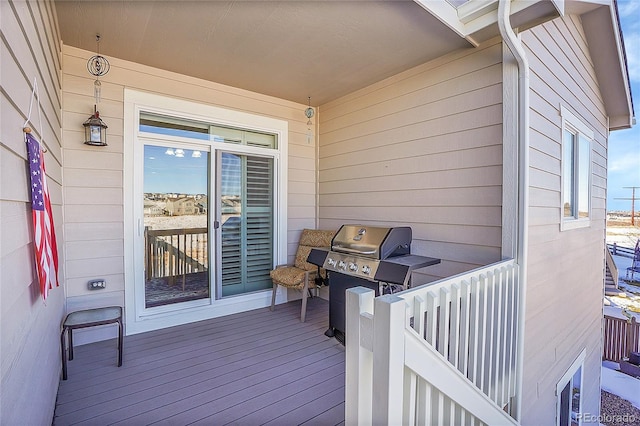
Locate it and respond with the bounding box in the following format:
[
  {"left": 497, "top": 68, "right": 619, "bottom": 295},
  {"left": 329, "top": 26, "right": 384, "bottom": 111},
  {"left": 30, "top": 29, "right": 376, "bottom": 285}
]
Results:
[
  {"left": 139, "top": 113, "right": 277, "bottom": 311},
  {"left": 125, "top": 90, "right": 288, "bottom": 333},
  {"left": 143, "top": 145, "right": 210, "bottom": 308}
]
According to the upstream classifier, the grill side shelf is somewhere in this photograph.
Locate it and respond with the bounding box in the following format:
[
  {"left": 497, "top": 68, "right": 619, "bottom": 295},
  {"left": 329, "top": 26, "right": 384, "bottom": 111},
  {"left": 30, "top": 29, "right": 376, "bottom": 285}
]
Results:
[
  {"left": 376, "top": 255, "right": 441, "bottom": 285},
  {"left": 374, "top": 262, "right": 410, "bottom": 284}
]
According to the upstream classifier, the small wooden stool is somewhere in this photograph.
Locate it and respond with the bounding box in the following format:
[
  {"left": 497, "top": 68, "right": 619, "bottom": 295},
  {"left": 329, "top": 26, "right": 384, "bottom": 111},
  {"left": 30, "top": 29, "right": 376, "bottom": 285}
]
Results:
[{"left": 61, "top": 306, "right": 123, "bottom": 380}]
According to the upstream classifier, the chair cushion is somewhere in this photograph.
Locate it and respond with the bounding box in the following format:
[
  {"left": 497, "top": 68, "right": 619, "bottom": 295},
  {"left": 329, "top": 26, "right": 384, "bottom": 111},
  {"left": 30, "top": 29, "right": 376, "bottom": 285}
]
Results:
[
  {"left": 295, "top": 246, "right": 317, "bottom": 272},
  {"left": 270, "top": 266, "right": 315, "bottom": 289},
  {"left": 294, "top": 229, "right": 335, "bottom": 271},
  {"left": 298, "top": 229, "right": 335, "bottom": 247}
]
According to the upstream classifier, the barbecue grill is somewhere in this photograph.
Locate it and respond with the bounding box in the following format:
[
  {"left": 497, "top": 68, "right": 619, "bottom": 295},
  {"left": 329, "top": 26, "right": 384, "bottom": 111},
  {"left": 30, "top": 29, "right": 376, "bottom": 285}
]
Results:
[{"left": 307, "top": 224, "right": 440, "bottom": 342}]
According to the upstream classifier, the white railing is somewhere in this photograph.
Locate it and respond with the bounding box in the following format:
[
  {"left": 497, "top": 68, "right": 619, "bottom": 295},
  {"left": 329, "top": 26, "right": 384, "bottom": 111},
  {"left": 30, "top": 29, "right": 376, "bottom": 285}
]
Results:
[
  {"left": 605, "top": 245, "right": 619, "bottom": 288},
  {"left": 346, "top": 259, "right": 520, "bottom": 425}
]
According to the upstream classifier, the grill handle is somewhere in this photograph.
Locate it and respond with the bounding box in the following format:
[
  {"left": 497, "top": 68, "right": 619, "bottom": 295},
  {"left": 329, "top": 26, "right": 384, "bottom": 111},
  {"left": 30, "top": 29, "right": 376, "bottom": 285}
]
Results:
[{"left": 332, "top": 245, "right": 376, "bottom": 255}]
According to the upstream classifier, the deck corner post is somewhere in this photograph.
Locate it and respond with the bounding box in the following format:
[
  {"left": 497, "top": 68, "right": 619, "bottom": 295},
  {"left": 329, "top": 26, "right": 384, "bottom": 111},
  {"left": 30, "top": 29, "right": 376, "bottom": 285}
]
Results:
[
  {"left": 346, "top": 287, "right": 375, "bottom": 426},
  {"left": 372, "top": 294, "right": 406, "bottom": 425}
]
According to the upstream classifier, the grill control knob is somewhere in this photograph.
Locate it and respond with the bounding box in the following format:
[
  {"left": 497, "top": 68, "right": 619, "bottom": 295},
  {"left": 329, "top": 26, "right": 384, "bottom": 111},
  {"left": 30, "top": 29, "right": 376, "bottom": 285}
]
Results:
[
  {"left": 327, "top": 258, "right": 337, "bottom": 267},
  {"left": 338, "top": 260, "right": 347, "bottom": 270},
  {"left": 348, "top": 262, "right": 358, "bottom": 272},
  {"left": 362, "top": 265, "right": 371, "bottom": 275}
]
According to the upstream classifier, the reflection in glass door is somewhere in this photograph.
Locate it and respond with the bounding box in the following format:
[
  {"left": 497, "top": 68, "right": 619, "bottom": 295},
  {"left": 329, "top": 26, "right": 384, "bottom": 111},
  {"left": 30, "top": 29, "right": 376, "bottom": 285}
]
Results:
[{"left": 143, "top": 145, "right": 209, "bottom": 308}]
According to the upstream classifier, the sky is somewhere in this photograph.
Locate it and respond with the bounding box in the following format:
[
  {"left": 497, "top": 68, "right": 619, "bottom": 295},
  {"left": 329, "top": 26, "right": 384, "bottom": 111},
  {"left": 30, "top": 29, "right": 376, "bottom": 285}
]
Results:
[
  {"left": 607, "top": 0, "right": 640, "bottom": 212},
  {"left": 143, "top": 145, "right": 209, "bottom": 194},
  {"left": 144, "top": 145, "right": 242, "bottom": 196}
]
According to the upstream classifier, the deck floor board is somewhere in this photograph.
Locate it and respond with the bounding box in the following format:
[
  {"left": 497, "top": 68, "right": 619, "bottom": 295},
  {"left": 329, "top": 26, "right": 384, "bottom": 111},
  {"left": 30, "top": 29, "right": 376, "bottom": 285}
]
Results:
[{"left": 54, "top": 298, "right": 345, "bottom": 426}]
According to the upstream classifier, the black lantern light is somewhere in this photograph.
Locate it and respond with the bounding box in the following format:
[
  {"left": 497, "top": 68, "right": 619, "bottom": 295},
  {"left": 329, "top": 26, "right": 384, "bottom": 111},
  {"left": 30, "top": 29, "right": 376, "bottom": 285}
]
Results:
[
  {"left": 83, "top": 105, "right": 108, "bottom": 146},
  {"left": 83, "top": 34, "right": 109, "bottom": 146}
]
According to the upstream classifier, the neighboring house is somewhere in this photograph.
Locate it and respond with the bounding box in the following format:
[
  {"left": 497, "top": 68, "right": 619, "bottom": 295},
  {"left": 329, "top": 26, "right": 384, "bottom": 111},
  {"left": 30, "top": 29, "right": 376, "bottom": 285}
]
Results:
[
  {"left": 0, "top": 0, "right": 633, "bottom": 425},
  {"left": 165, "top": 196, "right": 198, "bottom": 216},
  {"left": 143, "top": 198, "right": 165, "bottom": 216}
]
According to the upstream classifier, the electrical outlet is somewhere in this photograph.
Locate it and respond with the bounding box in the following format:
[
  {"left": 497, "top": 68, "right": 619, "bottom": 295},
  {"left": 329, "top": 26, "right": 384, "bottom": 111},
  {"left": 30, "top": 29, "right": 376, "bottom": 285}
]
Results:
[{"left": 88, "top": 279, "right": 106, "bottom": 290}]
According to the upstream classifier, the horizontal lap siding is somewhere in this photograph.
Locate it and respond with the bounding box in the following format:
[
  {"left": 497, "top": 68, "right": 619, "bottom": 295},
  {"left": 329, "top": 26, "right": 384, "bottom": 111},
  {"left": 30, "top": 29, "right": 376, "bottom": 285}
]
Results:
[
  {"left": 62, "top": 45, "right": 315, "bottom": 320},
  {"left": 0, "top": 0, "right": 64, "bottom": 424},
  {"left": 521, "top": 15, "right": 608, "bottom": 425},
  {"left": 318, "top": 41, "right": 504, "bottom": 283}
]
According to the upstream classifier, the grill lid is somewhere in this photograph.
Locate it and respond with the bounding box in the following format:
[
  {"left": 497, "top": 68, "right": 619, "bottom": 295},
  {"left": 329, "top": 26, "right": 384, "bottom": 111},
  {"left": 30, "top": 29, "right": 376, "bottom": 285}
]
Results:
[{"left": 331, "top": 224, "right": 411, "bottom": 259}]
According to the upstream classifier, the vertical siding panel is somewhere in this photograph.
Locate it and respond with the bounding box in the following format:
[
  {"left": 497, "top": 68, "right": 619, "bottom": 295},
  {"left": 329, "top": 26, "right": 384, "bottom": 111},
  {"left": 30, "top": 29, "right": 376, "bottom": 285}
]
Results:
[{"left": 0, "top": 1, "right": 63, "bottom": 425}]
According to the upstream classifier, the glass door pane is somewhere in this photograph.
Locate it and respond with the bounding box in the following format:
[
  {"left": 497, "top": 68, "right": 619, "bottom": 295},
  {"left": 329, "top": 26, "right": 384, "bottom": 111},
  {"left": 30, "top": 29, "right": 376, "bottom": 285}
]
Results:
[
  {"left": 220, "top": 152, "right": 273, "bottom": 297},
  {"left": 143, "top": 145, "right": 210, "bottom": 308}
]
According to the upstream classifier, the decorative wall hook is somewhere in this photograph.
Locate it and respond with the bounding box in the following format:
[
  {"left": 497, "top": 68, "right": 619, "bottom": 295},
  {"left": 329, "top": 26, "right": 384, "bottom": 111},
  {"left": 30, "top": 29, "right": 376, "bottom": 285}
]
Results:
[
  {"left": 87, "top": 34, "right": 110, "bottom": 104},
  {"left": 305, "top": 96, "right": 314, "bottom": 144}
]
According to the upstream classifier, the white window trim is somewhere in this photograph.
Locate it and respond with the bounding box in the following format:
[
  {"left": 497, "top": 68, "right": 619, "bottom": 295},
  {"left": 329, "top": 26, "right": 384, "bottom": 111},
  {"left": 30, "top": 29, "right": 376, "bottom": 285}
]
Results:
[
  {"left": 556, "top": 348, "right": 586, "bottom": 426},
  {"left": 123, "top": 89, "right": 288, "bottom": 335},
  {"left": 560, "top": 106, "right": 593, "bottom": 231}
]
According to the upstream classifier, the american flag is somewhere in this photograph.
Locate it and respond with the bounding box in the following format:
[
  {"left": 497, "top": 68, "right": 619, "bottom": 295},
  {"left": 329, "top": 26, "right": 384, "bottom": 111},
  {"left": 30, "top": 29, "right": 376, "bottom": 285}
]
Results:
[{"left": 26, "top": 133, "right": 59, "bottom": 300}]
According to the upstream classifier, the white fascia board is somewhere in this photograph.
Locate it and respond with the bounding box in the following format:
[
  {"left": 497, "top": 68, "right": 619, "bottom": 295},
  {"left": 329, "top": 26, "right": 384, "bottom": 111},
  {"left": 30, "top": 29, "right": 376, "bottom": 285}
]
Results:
[
  {"left": 582, "top": 1, "right": 634, "bottom": 130},
  {"left": 457, "top": 0, "right": 497, "bottom": 24},
  {"left": 415, "top": 0, "right": 561, "bottom": 46},
  {"left": 551, "top": 0, "right": 565, "bottom": 16},
  {"left": 575, "top": 0, "right": 610, "bottom": 5},
  {"left": 412, "top": 0, "right": 468, "bottom": 39},
  {"left": 462, "top": 0, "right": 559, "bottom": 35},
  {"left": 608, "top": 2, "right": 634, "bottom": 129}
]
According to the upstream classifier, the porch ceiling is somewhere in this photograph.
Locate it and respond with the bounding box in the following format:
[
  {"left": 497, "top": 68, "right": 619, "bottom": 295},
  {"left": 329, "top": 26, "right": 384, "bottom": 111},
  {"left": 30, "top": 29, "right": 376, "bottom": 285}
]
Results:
[{"left": 54, "top": 1, "right": 472, "bottom": 106}]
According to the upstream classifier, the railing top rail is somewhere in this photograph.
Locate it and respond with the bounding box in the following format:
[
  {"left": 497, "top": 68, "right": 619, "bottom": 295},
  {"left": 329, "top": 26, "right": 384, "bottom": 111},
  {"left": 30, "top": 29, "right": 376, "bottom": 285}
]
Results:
[
  {"left": 604, "top": 313, "right": 639, "bottom": 325},
  {"left": 607, "top": 243, "right": 637, "bottom": 259},
  {"left": 396, "top": 258, "right": 517, "bottom": 301},
  {"left": 147, "top": 227, "right": 208, "bottom": 237}
]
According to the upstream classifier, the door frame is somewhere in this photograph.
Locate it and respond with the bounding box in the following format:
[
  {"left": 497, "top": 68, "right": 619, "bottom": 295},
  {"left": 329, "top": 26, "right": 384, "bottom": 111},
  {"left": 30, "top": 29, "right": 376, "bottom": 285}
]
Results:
[{"left": 123, "top": 89, "right": 288, "bottom": 335}]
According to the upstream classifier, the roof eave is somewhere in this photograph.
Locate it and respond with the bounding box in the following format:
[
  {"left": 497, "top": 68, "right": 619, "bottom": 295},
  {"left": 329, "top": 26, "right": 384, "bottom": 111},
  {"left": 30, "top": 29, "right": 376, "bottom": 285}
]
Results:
[
  {"left": 581, "top": 1, "right": 634, "bottom": 131},
  {"left": 417, "top": 0, "right": 634, "bottom": 131},
  {"left": 414, "top": 0, "right": 563, "bottom": 46}
]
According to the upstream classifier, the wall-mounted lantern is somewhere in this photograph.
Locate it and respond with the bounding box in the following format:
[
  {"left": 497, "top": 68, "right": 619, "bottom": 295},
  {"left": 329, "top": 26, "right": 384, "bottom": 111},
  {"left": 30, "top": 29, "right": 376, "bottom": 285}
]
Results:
[
  {"left": 83, "top": 105, "right": 108, "bottom": 146},
  {"left": 84, "top": 34, "right": 109, "bottom": 146}
]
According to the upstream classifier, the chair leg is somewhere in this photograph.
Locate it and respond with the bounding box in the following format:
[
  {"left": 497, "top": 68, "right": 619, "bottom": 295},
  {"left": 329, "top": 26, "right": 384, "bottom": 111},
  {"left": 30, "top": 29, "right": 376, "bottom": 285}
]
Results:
[
  {"left": 68, "top": 329, "right": 74, "bottom": 360},
  {"left": 301, "top": 276, "right": 309, "bottom": 323},
  {"left": 270, "top": 282, "right": 278, "bottom": 311},
  {"left": 61, "top": 328, "right": 68, "bottom": 380},
  {"left": 117, "top": 319, "right": 123, "bottom": 367}
]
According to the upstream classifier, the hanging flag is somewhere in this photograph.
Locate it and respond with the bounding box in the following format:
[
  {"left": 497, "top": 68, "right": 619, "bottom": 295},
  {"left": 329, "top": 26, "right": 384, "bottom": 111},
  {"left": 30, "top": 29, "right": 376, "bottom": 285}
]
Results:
[{"left": 25, "top": 133, "right": 59, "bottom": 300}]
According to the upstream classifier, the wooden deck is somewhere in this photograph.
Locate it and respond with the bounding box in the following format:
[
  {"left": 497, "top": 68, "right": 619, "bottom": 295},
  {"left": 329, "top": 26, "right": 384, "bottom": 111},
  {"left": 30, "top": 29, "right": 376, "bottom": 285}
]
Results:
[{"left": 54, "top": 298, "right": 345, "bottom": 425}]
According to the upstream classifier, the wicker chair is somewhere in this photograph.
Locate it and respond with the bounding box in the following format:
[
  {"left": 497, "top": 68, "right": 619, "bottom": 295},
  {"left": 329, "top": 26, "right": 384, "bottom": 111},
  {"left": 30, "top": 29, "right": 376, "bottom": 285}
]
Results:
[{"left": 270, "top": 229, "right": 335, "bottom": 322}]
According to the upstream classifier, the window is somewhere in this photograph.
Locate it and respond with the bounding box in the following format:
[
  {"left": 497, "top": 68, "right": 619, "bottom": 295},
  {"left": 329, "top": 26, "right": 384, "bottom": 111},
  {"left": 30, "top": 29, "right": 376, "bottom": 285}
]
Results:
[
  {"left": 556, "top": 349, "right": 585, "bottom": 426},
  {"left": 561, "top": 106, "right": 593, "bottom": 231}
]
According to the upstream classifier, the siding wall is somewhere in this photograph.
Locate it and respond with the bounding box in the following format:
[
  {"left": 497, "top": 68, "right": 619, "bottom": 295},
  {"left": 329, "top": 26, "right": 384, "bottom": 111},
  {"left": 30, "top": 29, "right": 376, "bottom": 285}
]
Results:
[
  {"left": 0, "top": 0, "right": 64, "bottom": 424},
  {"left": 317, "top": 40, "right": 504, "bottom": 284},
  {"left": 521, "top": 14, "right": 608, "bottom": 424},
  {"left": 61, "top": 45, "right": 316, "bottom": 341}
]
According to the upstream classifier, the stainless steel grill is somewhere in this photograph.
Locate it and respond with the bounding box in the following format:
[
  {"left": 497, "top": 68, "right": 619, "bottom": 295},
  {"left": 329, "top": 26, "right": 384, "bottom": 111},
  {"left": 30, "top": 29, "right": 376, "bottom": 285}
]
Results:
[
  {"left": 324, "top": 225, "right": 410, "bottom": 282},
  {"left": 307, "top": 224, "right": 440, "bottom": 342}
]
